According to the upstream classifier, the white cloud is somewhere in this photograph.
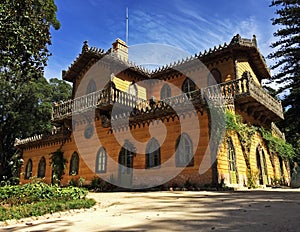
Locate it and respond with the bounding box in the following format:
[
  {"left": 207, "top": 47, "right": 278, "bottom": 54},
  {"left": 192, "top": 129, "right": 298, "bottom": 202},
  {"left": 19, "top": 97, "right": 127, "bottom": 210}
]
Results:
[{"left": 129, "top": 7, "right": 275, "bottom": 68}]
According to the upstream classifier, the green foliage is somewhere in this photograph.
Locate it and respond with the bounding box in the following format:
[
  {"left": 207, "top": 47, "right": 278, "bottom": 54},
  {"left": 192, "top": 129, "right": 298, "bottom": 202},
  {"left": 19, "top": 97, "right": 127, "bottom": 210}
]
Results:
[
  {"left": 50, "top": 149, "right": 67, "bottom": 185},
  {"left": 0, "top": 182, "right": 95, "bottom": 221},
  {"left": 0, "top": 182, "right": 88, "bottom": 206},
  {"left": 7, "top": 152, "right": 24, "bottom": 185},
  {"left": 68, "top": 177, "right": 85, "bottom": 187},
  {"left": 260, "top": 128, "right": 295, "bottom": 160},
  {"left": 49, "top": 78, "right": 73, "bottom": 103},
  {"left": 246, "top": 170, "right": 259, "bottom": 189},
  {"left": 226, "top": 111, "right": 295, "bottom": 161},
  {"left": 0, "top": 198, "right": 95, "bottom": 221},
  {"left": 0, "top": 0, "right": 60, "bottom": 82},
  {"left": 268, "top": 0, "right": 300, "bottom": 162},
  {"left": 225, "top": 111, "right": 257, "bottom": 168},
  {"left": 89, "top": 176, "right": 117, "bottom": 192},
  {"left": 0, "top": 0, "right": 65, "bottom": 181}
]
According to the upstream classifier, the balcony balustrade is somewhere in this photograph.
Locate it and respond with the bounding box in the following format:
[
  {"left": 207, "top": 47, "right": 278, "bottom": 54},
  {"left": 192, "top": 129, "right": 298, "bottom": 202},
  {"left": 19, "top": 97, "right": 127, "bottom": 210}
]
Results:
[{"left": 52, "top": 73, "right": 283, "bottom": 125}]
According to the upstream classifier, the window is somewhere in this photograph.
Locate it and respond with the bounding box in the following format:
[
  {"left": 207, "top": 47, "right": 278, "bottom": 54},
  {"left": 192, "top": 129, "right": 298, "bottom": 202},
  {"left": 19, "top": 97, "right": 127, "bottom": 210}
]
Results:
[
  {"left": 227, "top": 139, "right": 237, "bottom": 172},
  {"left": 227, "top": 138, "right": 238, "bottom": 184},
  {"left": 207, "top": 68, "right": 222, "bottom": 86},
  {"left": 96, "top": 147, "right": 107, "bottom": 173},
  {"left": 175, "top": 133, "right": 194, "bottom": 167},
  {"left": 160, "top": 84, "right": 171, "bottom": 100},
  {"left": 37, "top": 157, "right": 46, "bottom": 178},
  {"left": 119, "top": 142, "right": 134, "bottom": 174},
  {"left": 262, "top": 150, "right": 268, "bottom": 175},
  {"left": 25, "top": 159, "right": 33, "bottom": 180},
  {"left": 182, "top": 78, "right": 196, "bottom": 94},
  {"left": 86, "top": 79, "right": 97, "bottom": 94},
  {"left": 256, "top": 147, "right": 263, "bottom": 185},
  {"left": 69, "top": 152, "right": 79, "bottom": 175},
  {"left": 146, "top": 138, "right": 161, "bottom": 168}
]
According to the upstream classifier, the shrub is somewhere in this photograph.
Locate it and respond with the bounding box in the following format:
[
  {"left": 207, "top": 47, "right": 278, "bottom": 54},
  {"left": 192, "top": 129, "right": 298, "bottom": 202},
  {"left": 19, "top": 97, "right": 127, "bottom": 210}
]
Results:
[{"left": 0, "top": 182, "right": 94, "bottom": 222}]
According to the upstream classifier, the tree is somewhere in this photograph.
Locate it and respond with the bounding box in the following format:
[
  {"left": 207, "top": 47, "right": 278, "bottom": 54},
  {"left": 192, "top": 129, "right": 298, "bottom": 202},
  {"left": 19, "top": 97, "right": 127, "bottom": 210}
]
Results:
[
  {"left": 0, "top": 0, "right": 61, "bottom": 181},
  {"left": 268, "top": 0, "right": 300, "bottom": 161},
  {"left": 49, "top": 78, "right": 73, "bottom": 103}
]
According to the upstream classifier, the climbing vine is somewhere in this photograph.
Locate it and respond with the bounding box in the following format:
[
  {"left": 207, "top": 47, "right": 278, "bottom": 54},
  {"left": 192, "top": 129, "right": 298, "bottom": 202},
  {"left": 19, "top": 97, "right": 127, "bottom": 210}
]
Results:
[
  {"left": 225, "top": 111, "right": 258, "bottom": 187},
  {"left": 259, "top": 128, "right": 295, "bottom": 160},
  {"left": 225, "top": 110, "right": 295, "bottom": 161},
  {"left": 49, "top": 149, "right": 67, "bottom": 185},
  {"left": 225, "top": 111, "right": 256, "bottom": 169}
]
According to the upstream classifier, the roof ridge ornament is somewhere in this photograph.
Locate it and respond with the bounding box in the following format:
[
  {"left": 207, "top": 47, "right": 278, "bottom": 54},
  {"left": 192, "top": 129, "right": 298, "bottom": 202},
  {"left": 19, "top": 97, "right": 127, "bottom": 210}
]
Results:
[{"left": 82, "top": 41, "right": 89, "bottom": 53}]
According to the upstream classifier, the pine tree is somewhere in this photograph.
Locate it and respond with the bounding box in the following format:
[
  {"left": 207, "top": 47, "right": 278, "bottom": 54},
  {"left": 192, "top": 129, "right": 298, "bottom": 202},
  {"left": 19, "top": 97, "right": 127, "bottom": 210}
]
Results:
[{"left": 268, "top": 0, "right": 300, "bottom": 161}]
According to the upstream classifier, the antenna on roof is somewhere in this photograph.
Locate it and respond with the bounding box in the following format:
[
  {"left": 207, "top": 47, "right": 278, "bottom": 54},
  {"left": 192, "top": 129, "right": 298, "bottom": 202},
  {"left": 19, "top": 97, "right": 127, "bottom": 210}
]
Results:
[{"left": 126, "top": 7, "right": 129, "bottom": 45}]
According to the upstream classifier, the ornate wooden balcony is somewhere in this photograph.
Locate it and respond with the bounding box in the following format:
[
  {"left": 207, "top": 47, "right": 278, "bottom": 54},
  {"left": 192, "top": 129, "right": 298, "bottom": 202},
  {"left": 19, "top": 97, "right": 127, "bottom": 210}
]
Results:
[
  {"left": 52, "top": 86, "right": 149, "bottom": 122},
  {"left": 218, "top": 72, "right": 284, "bottom": 123},
  {"left": 52, "top": 73, "right": 283, "bottom": 126}
]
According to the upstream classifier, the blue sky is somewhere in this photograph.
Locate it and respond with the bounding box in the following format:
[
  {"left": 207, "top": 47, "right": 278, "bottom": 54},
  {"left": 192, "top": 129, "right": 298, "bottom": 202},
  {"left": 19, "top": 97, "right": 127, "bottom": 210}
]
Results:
[{"left": 45, "top": 0, "right": 277, "bottom": 79}]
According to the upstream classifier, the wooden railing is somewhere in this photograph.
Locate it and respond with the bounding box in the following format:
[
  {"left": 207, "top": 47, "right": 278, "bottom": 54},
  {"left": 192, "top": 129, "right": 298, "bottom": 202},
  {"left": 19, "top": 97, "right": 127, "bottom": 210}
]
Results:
[
  {"left": 14, "top": 127, "right": 70, "bottom": 147},
  {"left": 271, "top": 122, "right": 285, "bottom": 140},
  {"left": 52, "top": 74, "right": 283, "bottom": 122},
  {"left": 52, "top": 87, "right": 149, "bottom": 121},
  {"left": 218, "top": 73, "right": 283, "bottom": 119}
]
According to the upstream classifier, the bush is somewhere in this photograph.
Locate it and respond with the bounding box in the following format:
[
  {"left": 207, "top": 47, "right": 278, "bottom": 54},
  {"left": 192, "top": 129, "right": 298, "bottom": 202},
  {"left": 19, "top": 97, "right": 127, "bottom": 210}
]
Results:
[
  {"left": 0, "top": 182, "right": 88, "bottom": 206},
  {"left": 89, "top": 176, "right": 117, "bottom": 192},
  {"left": 0, "top": 183, "right": 95, "bottom": 221}
]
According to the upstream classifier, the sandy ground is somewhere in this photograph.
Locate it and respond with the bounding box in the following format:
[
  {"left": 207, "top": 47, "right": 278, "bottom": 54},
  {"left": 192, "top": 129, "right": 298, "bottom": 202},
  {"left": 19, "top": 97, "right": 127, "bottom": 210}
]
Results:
[{"left": 1, "top": 189, "right": 300, "bottom": 232}]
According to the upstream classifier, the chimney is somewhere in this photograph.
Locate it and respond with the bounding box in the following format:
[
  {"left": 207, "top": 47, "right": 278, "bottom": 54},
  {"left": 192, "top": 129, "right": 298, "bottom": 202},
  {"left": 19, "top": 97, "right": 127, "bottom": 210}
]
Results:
[{"left": 112, "top": 38, "right": 128, "bottom": 61}]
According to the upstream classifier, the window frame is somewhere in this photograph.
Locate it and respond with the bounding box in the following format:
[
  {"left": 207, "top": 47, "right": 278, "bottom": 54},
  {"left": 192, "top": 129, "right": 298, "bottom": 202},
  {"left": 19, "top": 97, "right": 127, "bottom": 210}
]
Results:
[
  {"left": 25, "top": 159, "right": 33, "bottom": 180},
  {"left": 37, "top": 157, "right": 46, "bottom": 178},
  {"left": 160, "top": 83, "right": 171, "bottom": 100},
  {"left": 86, "top": 79, "right": 97, "bottom": 94},
  {"left": 175, "top": 133, "right": 194, "bottom": 167},
  {"left": 182, "top": 78, "right": 196, "bottom": 94},
  {"left": 96, "top": 147, "right": 107, "bottom": 173},
  {"left": 207, "top": 68, "right": 222, "bottom": 86},
  {"left": 227, "top": 138, "right": 237, "bottom": 172},
  {"left": 146, "top": 138, "right": 161, "bottom": 169},
  {"left": 69, "top": 152, "right": 79, "bottom": 176}
]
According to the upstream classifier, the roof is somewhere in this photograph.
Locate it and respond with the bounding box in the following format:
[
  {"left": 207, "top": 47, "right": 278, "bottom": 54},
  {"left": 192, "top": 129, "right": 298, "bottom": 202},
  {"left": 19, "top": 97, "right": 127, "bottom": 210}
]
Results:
[{"left": 62, "top": 34, "right": 271, "bottom": 82}]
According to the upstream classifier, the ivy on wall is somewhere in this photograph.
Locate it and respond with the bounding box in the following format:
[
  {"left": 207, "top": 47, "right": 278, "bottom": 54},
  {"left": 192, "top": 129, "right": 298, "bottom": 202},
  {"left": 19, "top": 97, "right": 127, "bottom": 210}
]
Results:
[
  {"left": 259, "top": 128, "right": 295, "bottom": 160},
  {"left": 225, "top": 110, "right": 295, "bottom": 161}
]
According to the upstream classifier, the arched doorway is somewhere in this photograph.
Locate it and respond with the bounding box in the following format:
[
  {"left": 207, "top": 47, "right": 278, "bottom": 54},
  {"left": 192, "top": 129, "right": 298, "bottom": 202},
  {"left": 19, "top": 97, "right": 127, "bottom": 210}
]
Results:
[{"left": 118, "top": 141, "right": 135, "bottom": 187}]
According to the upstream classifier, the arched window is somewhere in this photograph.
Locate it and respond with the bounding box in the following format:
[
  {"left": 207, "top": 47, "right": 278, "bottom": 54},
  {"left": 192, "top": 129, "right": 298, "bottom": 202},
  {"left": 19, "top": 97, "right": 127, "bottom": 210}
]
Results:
[
  {"left": 96, "top": 147, "right": 107, "bottom": 173},
  {"left": 227, "top": 138, "right": 237, "bottom": 184},
  {"left": 37, "top": 157, "right": 46, "bottom": 178},
  {"left": 146, "top": 138, "right": 161, "bottom": 168},
  {"left": 160, "top": 84, "right": 171, "bottom": 100},
  {"left": 256, "top": 147, "right": 264, "bottom": 185},
  {"left": 69, "top": 152, "right": 79, "bottom": 176},
  {"left": 25, "top": 159, "right": 33, "bottom": 180},
  {"left": 182, "top": 78, "right": 196, "bottom": 94},
  {"left": 261, "top": 149, "right": 268, "bottom": 184},
  {"left": 207, "top": 68, "right": 222, "bottom": 86},
  {"left": 86, "top": 79, "right": 97, "bottom": 94},
  {"left": 175, "top": 133, "right": 194, "bottom": 167},
  {"left": 119, "top": 141, "right": 134, "bottom": 174}
]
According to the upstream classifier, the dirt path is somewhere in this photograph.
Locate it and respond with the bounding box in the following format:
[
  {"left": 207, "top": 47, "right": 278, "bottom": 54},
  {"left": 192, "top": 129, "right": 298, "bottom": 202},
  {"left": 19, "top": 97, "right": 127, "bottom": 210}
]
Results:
[{"left": 1, "top": 189, "right": 300, "bottom": 231}]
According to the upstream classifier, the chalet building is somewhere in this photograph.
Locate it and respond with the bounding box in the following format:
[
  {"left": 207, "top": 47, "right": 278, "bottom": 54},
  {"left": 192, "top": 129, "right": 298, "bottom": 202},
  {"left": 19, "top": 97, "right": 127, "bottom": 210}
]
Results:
[{"left": 16, "top": 35, "right": 291, "bottom": 188}]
